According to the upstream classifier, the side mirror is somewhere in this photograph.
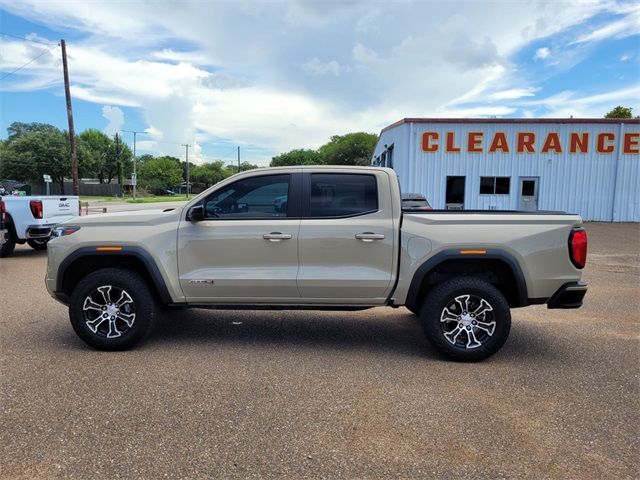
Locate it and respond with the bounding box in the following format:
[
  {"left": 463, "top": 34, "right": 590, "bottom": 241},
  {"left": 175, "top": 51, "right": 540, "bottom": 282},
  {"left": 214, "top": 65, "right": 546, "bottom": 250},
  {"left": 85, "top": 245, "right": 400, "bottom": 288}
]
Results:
[{"left": 187, "top": 204, "right": 204, "bottom": 222}]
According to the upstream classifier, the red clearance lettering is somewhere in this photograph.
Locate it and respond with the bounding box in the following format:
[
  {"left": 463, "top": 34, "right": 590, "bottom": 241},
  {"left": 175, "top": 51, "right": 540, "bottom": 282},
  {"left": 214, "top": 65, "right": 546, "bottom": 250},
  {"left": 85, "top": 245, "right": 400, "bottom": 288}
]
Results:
[
  {"left": 517, "top": 132, "right": 535, "bottom": 153},
  {"left": 541, "top": 132, "right": 562, "bottom": 153},
  {"left": 468, "top": 132, "right": 483, "bottom": 152},
  {"left": 597, "top": 133, "right": 615, "bottom": 153},
  {"left": 488, "top": 132, "right": 509, "bottom": 153},
  {"left": 569, "top": 133, "right": 589, "bottom": 153},
  {"left": 623, "top": 132, "right": 639, "bottom": 154},
  {"left": 446, "top": 132, "right": 461, "bottom": 152},
  {"left": 422, "top": 132, "right": 439, "bottom": 152}
]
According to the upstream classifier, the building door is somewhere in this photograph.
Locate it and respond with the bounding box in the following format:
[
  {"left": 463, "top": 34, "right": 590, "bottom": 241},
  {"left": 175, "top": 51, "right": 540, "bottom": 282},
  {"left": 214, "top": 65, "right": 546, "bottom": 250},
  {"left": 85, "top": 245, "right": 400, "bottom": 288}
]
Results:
[
  {"left": 446, "top": 176, "right": 465, "bottom": 210},
  {"left": 519, "top": 177, "right": 539, "bottom": 211}
]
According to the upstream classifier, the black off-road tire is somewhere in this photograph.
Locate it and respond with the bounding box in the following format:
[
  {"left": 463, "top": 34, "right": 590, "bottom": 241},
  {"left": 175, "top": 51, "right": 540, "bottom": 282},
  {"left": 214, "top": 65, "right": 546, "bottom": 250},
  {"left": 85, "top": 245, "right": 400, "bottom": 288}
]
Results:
[
  {"left": 406, "top": 305, "right": 420, "bottom": 315},
  {"left": 27, "top": 238, "right": 48, "bottom": 250},
  {"left": 420, "top": 277, "right": 511, "bottom": 362},
  {"left": 0, "top": 230, "right": 16, "bottom": 258},
  {"left": 69, "top": 268, "right": 156, "bottom": 350}
]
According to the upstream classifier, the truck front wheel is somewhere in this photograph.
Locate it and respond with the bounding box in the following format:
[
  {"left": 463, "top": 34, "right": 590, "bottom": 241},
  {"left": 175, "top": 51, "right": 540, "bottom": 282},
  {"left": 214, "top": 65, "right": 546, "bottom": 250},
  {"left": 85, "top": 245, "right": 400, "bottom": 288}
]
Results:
[
  {"left": 420, "top": 277, "right": 511, "bottom": 362},
  {"left": 69, "top": 268, "right": 156, "bottom": 350}
]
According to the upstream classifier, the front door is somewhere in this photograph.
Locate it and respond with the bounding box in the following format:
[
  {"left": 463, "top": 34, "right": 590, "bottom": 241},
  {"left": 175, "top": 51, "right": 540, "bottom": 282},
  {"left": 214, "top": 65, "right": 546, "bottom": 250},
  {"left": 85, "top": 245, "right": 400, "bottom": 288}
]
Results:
[
  {"left": 177, "top": 172, "right": 301, "bottom": 302},
  {"left": 297, "top": 172, "right": 395, "bottom": 301},
  {"left": 519, "top": 177, "right": 539, "bottom": 211}
]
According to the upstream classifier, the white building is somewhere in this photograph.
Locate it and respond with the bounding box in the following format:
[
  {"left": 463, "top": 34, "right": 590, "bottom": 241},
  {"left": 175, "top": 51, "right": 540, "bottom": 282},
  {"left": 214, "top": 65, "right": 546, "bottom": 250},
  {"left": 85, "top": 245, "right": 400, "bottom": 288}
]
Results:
[{"left": 372, "top": 118, "right": 640, "bottom": 222}]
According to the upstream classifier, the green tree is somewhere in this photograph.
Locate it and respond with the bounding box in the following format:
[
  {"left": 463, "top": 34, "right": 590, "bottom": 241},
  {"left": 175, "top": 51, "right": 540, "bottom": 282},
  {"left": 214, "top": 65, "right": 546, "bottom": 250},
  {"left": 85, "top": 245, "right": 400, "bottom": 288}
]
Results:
[
  {"left": 318, "top": 132, "right": 378, "bottom": 166},
  {"left": 604, "top": 106, "right": 633, "bottom": 118},
  {"left": 137, "top": 156, "right": 183, "bottom": 194},
  {"left": 270, "top": 148, "right": 323, "bottom": 167},
  {"left": 78, "top": 129, "right": 111, "bottom": 181},
  {"left": 181, "top": 160, "right": 196, "bottom": 183},
  {"left": 1, "top": 128, "right": 70, "bottom": 193},
  {"left": 224, "top": 161, "right": 259, "bottom": 176},
  {"left": 191, "top": 161, "right": 227, "bottom": 187},
  {"left": 137, "top": 153, "right": 155, "bottom": 164},
  {"left": 6, "top": 122, "right": 60, "bottom": 142},
  {"left": 113, "top": 134, "right": 133, "bottom": 183}
]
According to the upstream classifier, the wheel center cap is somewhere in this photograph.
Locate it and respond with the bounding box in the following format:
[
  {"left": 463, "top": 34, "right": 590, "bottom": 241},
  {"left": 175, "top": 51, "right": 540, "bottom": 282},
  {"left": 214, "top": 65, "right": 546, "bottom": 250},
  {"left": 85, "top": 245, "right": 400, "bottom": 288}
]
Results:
[
  {"left": 461, "top": 314, "right": 472, "bottom": 325},
  {"left": 106, "top": 305, "right": 118, "bottom": 317}
]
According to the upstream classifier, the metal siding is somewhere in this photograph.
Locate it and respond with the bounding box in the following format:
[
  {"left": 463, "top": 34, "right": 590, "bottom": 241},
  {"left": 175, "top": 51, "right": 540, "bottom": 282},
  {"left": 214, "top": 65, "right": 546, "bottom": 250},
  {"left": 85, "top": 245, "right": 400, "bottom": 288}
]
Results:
[{"left": 375, "top": 121, "right": 638, "bottom": 221}]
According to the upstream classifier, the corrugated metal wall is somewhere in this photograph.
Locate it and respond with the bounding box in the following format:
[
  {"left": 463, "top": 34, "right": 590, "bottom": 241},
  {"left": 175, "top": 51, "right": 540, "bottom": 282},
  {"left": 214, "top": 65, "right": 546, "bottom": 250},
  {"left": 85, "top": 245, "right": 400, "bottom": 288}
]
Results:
[{"left": 373, "top": 121, "right": 639, "bottom": 222}]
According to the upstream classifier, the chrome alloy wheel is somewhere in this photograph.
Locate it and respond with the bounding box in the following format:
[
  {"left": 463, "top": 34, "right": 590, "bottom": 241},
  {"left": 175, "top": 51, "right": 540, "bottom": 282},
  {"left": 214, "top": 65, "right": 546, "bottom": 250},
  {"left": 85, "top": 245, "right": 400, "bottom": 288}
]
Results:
[
  {"left": 82, "top": 285, "right": 136, "bottom": 338},
  {"left": 440, "top": 294, "right": 496, "bottom": 349}
]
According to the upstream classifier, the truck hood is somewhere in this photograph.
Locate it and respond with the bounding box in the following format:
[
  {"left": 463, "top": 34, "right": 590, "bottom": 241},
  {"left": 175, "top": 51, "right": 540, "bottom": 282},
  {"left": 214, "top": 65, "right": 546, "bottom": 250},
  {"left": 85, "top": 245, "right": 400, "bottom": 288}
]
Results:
[{"left": 69, "top": 207, "right": 183, "bottom": 226}]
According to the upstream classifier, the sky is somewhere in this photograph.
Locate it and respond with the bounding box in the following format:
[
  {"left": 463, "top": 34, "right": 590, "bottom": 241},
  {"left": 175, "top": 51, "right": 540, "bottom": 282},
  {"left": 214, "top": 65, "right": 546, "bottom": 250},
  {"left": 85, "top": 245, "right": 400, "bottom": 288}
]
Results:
[{"left": 0, "top": 0, "right": 638, "bottom": 166}]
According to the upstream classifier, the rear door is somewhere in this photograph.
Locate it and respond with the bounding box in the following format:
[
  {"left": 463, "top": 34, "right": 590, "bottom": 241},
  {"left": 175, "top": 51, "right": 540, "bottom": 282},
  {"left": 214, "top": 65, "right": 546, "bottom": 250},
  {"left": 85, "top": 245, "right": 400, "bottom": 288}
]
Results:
[{"left": 297, "top": 171, "right": 396, "bottom": 301}]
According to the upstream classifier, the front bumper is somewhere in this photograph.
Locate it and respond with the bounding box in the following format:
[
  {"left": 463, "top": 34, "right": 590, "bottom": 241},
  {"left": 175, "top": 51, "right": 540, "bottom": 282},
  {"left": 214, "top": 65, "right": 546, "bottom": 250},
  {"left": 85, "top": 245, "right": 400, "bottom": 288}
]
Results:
[{"left": 547, "top": 281, "right": 588, "bottom": 309}]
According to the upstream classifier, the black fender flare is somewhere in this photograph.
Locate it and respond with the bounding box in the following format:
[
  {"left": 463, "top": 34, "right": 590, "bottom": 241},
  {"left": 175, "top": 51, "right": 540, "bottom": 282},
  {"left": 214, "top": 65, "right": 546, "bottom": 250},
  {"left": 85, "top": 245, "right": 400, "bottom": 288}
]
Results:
[
  {"left": 405, "top": 249, "right": 529, "bottom": 309},
  {"left": 56, "top": 246, "right": 174, "bottom": 304}
]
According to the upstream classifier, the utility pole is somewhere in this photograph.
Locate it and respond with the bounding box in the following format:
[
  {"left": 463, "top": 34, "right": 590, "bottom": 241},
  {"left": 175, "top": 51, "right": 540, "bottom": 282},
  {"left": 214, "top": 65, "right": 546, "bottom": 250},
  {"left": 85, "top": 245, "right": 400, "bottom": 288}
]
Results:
[
  {"left": 183, "top": 144, "right": 191, "bottom": 199},
  {"left": 61, "top": 39, "right": 78, "bottom": 196},
  {"left": 121, "top": 130, "right": 146, "bottom": 199},
  {"left": 115, "top": 133, "right": 122, "bottom": 197},
  {"left": 237, "top": 145, "right": 240, "bottom": 172}
]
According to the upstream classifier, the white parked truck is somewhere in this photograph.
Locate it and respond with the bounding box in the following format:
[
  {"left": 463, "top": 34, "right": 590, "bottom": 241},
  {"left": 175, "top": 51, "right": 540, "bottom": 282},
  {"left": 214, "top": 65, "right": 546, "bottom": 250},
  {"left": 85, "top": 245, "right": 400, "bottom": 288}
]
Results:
[
  {"left": 0, "top": 195, "right": 80, "bottom": 257},
  {"left": 46, "top": 167, "right": 588, "bottom": 361}
]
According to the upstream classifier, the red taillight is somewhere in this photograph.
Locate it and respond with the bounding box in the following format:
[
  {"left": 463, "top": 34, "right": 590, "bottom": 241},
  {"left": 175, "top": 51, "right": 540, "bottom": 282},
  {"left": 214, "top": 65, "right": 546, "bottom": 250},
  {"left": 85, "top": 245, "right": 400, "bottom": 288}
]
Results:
[
  {"left": 30, "top": 200, "right": 43, "bottom": 219},
  {"left": 569, "top": 228, "right": 587, "bottom": 269},
  {"left": 1, "top": 200, "right": 5, "bottom": 221}
]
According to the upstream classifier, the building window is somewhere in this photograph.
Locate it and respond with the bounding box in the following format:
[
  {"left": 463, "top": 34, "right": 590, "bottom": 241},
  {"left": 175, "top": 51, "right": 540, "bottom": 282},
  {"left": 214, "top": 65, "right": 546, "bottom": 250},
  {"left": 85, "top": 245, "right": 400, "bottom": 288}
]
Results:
[{"left": 480, "top": 177, "right": 510, "bottom": 195}]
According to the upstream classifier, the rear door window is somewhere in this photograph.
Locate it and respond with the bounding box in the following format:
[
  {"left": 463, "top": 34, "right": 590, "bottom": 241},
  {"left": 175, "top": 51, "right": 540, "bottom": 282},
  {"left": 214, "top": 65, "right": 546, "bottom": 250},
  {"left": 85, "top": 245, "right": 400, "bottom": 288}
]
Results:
[{"left": 308, "top": 173, "right": 378, "bottom": 218}]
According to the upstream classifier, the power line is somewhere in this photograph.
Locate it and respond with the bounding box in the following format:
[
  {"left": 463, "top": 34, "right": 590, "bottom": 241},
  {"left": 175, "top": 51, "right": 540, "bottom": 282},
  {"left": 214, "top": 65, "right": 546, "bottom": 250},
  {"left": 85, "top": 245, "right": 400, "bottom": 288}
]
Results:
[
  {"left": 0, "top": 47, "right": 52, "bottom": 81},
  {"left": 0, "top": 31, "right": 59, "bottom": 46}
]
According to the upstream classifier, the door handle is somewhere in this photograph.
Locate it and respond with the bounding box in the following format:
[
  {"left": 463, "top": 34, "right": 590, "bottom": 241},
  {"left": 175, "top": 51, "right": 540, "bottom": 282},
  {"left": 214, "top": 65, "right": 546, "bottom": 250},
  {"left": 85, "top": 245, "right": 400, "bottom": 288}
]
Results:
[
  {"left": 263, "top": 232, "right": 292, "bottom": 242},
  {"left": 355, "top": 232, "right": 385, "bottom": 242}
]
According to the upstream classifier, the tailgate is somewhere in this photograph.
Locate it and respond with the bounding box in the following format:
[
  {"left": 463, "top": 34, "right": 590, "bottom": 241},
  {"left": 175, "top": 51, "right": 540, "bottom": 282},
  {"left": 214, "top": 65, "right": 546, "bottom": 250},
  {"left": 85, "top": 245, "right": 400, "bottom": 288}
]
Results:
[{"left": 41, "top": 197, "right": 79, "bottom": 221}]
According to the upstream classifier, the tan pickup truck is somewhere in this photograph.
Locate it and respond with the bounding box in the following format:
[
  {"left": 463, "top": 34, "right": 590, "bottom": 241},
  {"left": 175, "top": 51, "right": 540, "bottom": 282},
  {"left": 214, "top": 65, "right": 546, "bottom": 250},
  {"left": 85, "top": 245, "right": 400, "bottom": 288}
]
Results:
[{"left": 46, "top": 166, "right": 588, "bottom": 361}]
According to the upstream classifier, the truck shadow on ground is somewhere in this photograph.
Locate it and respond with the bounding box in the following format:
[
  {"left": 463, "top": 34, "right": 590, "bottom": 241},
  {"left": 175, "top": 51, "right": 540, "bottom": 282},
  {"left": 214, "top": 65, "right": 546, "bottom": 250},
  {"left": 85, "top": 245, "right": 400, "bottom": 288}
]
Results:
[
  {"left": 147, "top": 308, "right": 435, "bottom": 359},
  {"left": 2, "top": 246, "right": 47, "bottom": 259},
  {"left": 136, "top": 308, "right": 560, "bottom": 363}
]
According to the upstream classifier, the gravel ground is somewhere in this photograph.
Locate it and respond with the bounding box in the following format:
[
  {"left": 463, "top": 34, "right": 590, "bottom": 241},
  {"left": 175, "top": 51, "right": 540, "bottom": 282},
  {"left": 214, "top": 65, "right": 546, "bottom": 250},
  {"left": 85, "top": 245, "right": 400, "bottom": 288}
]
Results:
[{"left": 1, "top": 222, "right": 638, "bottom": 479}]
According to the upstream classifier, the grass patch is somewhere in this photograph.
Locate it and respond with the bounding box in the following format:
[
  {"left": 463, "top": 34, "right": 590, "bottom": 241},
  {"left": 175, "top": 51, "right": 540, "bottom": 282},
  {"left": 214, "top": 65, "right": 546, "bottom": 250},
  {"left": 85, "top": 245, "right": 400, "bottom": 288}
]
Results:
[
  {"left": 125, "top": 195, "right": 189, "bottom": 204},
  {"left": 79, "top": 196, "right": 115, "bottom": 201}
]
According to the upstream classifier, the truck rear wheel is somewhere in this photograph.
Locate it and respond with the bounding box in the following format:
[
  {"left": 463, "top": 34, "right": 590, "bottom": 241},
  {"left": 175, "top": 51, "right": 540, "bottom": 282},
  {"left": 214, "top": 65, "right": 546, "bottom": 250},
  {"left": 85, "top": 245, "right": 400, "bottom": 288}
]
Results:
[
  {"left": 27, "top": 238, "right": 48, "bottom": 250},
  {"left": 419, "top": 277, "right": 511, "bottom": 362},
  {"left": 69, "top": 268, "right": 156, "bottom": 350},
  {"left": 0, "top": 230, "right": 16, "bottom": 258}
]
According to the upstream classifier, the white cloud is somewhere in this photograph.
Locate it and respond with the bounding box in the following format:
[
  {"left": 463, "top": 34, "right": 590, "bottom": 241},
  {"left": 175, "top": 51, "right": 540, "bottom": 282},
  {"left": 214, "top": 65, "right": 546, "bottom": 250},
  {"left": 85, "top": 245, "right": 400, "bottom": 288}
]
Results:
[
  {"left": 302, "top": 58, "right": 348, "bottom": 76},
  {"left": 0, "top": 0, "right": 634, "bottom": 162},
  {"left": 101, "top": 106, "right": 124, "bottom": 135},
  {"left": 488, "top": 88, "right": 538, "bottom": 100},
  {"left": 572, "top": 7, "right": 640, "bottom": 44},
  {"left": 352, "top": 43, "right": 379, "bottom": 65},
  {"left": 518, "top": 85, "right": 640, "bottom": 117},
  {"left": 619, "top": 54, "right": 631, "bottom": 61},
  {"left": 534, "top": 47, "right": 551, "bottom": 60}
]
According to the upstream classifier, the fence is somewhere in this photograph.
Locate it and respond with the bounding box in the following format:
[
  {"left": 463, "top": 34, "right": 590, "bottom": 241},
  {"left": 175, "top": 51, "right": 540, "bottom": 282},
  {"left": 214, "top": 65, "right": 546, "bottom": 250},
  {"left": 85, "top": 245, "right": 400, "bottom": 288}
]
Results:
[{"left": 30, "top": 181, "right": 121, "bottom": 196}]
